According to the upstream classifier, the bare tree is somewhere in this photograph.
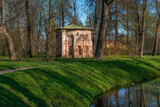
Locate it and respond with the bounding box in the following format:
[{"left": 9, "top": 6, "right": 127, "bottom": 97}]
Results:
[
  {"left": 47, "top": 0, "right": 52, "bottom": 59},
  {"left": 0, "top": 0, "right": 17, "bottom": 60},
  {"left": 73, "top": 0, "right": 77, "bottom": 24},
  {"left": 115, "top": 0, "right": 119, "bottom": 55},
  {"left": 61, "top": 0, "right": 65, "bottom": 27},
  {"left": 135, "top": 0, "right": 141, "bottom": 56},
  {"left": 94, "top": 0, "right": 116, "bottom": 60},
  {"left": 26, "top": 0, "right": 33, "bottom": 58},
  {"left": 139, "top": 0, "right": 148, "bottom": 58},
  {"left": 41, "top": 0, "right": 52, "bottom": 59},
  {"left": 153, "top": 0, "right": 160, "bottom": 56},
  {"left": 93, "top": 0, "right": 99, "bottom": 52}
]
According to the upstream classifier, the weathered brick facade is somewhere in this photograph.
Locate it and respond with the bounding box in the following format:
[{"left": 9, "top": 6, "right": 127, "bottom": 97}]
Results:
[{"left": 56, "top": 24, "right": 94, "bottom": 58}]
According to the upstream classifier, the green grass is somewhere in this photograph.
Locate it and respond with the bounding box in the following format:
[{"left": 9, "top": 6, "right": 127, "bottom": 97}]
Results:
[
  {"left": 0, "top": 56, "right": 67, "bottom": 71},
  {"left": 0, "top": 57, "right": 160, "bottom": 106},
  {"left": 0, "top": 59, "right": 57, "bottom": 71}
]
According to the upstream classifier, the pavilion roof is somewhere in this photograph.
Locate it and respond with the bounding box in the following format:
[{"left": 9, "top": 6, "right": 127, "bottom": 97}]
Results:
[{"left": 57, "top": 24, "right": 94, "bottom": 31}]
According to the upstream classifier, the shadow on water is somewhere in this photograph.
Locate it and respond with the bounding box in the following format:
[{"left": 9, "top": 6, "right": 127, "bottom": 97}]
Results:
[
  {"left": 91, "top": 78, "right": 160, "bottom": 107},
  {"left": 0, "top": 75, "right": 49, "bottom": 107}
]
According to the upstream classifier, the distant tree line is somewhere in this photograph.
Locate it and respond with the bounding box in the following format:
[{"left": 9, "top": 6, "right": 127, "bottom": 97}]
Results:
[
  {"left": 0, "top": 0, "right": 160, "bottom": 60},
  {"left": 85, "top": 0, "right": 160, "bottom": 59},
  {"left": 0, "top": 0, "right": 82, "bottom": 61}
]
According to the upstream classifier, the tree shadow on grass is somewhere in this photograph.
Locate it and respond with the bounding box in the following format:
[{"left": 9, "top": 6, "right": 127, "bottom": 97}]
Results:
[
  {"left": 59, "top": 64, "right": 112, "bottom": 88},
  {"left": 108, "top": 60, "right": 158, "bottom": 80},
  {"left": 33, "top": 68, "right": 93, "bottom": 101},
  {"left": 23, "top": 69, "right": 55, "bottom": 106},
  {"left": 0, "top": 65, "right": 15, "bottom": 71},
  {"left": 0, "top": 59, "right": 16, "bottom": 61},
  {"left": 0, "top": 75, "right": 49, "bottom": 107},
  {"left": 133, "top": 59, "right": 160, "bottom": 71},
  {"left": 0, "top": 86, "right": 29, "bottom": 107},
  {"left": 84, "top": 61, "right": 158, "bottom": 82}
]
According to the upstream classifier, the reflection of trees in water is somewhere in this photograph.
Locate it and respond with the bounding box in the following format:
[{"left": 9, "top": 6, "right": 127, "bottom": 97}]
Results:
[
  {"left": 115, "top": 91, "right": 120, "bottom": 107},
  {"left": 134, "top": 81, "right": 160, "bottom": 107},
  {"left": 140, "top": 85, "right": 146, "bottom": 107},
  {"left": 93, "top": 80, "right": 160, "bottom": 107},
  {"left": 142, "top": 81, "right": 160, "bottom": 107},
  {"left": 158, "top": 96, "right": 160, "bottom": 107},
  {"left": 142, "top": 81, "right": 160, "bottom": 96}
]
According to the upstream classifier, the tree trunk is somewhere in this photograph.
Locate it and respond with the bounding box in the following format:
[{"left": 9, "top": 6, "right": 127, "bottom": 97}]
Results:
[
  {"left": 126, "top": 9, "right": 129, "bottom": 55},
  {"left": 46, "top": 0, "right": 52, "bottom": 59},
  {"left": 0, "top": 27, "right": 17, "bottom": 60},
  {"left": 26, "top": 0, "right": 33, "bottom": 58},
  {"left": 94, "top": 0, "right": 99, "bottom": 53},
  {"left": 115, "top": 0, "right": 119, "bottom": 56},
  {"left": 37, "top": 11, "right": 42, "bottom": 56},
  {"left": 153, "top": 21, "right": 160, "bottom": 56},
  {"left": 94, "top": 0, "right": 116, "bottom": 60},
  {"left": 135, "top": 0, "right": 141, "bottom": 56},
  {"left": 61, "top": 1, "right": 65, "bottom": 27},
  {"left": 73, "top": 0, "right": 77, "bottom": 24},
  {"left": 0, "top": 0, "right": 17, "bottom": 60},
  {"left": 17, "top": 14, "right": 24, "bottom": 60},
  {"left": 135, "top": 13, "right": 139, "bottom": 56},
  {"left": 139, "top": 0, "right": 147, "bottom": 58},
  {"left": 153, "top": 0, "right": 160, "bottom": 56},
  {"left": 94, "top": 1, "right": 109, "bottom": 60},
  {"left": 140, "top": 32, "right": 145, "bottom": 58},
  {"left": 2, "top": 39, "right": 7, "bottom": 57}
]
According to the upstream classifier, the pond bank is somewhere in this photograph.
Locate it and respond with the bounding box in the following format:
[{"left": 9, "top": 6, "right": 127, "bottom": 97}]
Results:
[
  {"left": 0, "top": 58, "right": 160, "bottom": 106},
  {"left": 91, "top": 77, "right": 160, "bottom": 107}
]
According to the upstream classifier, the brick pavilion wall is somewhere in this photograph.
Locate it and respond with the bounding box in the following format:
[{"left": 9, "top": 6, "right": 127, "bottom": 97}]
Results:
[{"left": 61, "top": 30, "right": 94, "bottom": 58}]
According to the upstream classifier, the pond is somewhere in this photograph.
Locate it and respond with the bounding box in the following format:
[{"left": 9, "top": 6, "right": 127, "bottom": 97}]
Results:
[{"left": 91, "top": 78, "right": 160, "bottom": 107}]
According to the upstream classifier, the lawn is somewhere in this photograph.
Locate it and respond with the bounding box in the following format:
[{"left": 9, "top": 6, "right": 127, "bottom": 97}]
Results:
[
  {"left": 0, "top": 57, "right": 160, "bottom": 106},
  {"left": 0, "top": 57, "right": 58, "bottom": 71}
]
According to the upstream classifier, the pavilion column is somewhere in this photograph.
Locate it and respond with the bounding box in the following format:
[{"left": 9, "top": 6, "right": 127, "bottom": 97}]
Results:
[
  {"left": 73, "top": 34, "right": 76, "bottom": 58},
  {"left": 83, "top": 35, "right": 85, "bottom": 58},
  {"left": 90, "top": 32, "right": 92, "bottom": 57},
  {"left": 62, "top": 30, "right": 66, "bottom": 57},
  {"left": 88, "top": 46, "right": 90, "bottom": 57},
  {"left": 66, "top": 36, "right": 68, "bottom": 57},
  {"left": 62, "top": 31, "right": 64, "bottom": 57}
]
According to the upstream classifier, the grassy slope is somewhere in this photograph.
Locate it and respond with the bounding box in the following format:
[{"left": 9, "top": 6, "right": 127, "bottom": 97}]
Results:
[
  {"left": 0, "top": 58, "right": 160, "bottom": 106},
  {"left": 0, "top": 59, "right": 56, "bottom": 71}
]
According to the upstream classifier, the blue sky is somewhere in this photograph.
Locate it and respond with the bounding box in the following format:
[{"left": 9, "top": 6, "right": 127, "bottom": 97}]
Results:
[{"left": 77, "top": 0, "right": 88, "bottom": 25}]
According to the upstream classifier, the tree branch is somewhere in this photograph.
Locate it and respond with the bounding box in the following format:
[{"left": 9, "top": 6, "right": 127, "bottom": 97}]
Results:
[
  {"left": 106, "top": 0, "right": 116, "bottom": 6},
  {"left": 1, "top": 0, "right": 6, "bottom": 26}
]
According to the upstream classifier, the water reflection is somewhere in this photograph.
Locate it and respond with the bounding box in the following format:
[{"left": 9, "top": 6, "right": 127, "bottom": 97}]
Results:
[{"left": 91, "top": 79, "right": 160, "bottom": 107}]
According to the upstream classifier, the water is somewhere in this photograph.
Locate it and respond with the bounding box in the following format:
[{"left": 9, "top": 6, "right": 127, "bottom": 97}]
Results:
[{"left": 91, "top": 78, "right": 160, "bottom": 107}]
